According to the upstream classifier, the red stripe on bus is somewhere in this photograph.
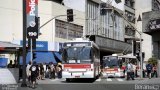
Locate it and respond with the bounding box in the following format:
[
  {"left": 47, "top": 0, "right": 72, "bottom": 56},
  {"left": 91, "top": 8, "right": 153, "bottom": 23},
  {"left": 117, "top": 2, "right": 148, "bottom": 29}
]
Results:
[
  {"left": 103, "top": 68, "right": 118, "bottom": 72},
  {"left": 63, "top": 64, "right": 91, "bottom": 69}
]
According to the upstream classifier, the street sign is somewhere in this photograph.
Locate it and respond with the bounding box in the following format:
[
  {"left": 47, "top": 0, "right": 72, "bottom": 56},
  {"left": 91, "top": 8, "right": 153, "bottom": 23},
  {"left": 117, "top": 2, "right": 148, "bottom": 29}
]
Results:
[{"left": 26, "top": 0, "right": 38, "bottom": 39}]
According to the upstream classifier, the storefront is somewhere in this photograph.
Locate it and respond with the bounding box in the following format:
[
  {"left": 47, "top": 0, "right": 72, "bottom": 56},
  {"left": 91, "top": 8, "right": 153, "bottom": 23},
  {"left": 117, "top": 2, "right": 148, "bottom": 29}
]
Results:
[
  {"left": 18, "top": 40, "right": 62, "bottom": 65},
  {"left": 0, "top": 41, "right": 22, "bottom": 68}
]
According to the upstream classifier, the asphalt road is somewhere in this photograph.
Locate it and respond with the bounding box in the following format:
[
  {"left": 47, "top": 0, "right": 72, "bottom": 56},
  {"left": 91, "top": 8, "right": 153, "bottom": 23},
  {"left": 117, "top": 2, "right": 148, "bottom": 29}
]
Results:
[{"left": 1, "top": 78, "right": 160, "bottom": 90}]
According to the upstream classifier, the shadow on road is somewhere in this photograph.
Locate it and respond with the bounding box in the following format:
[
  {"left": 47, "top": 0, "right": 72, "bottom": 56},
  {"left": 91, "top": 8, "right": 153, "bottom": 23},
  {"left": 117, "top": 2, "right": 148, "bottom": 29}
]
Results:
[{"left": 61, "top": 78, "right": 95, "bottom": 83}]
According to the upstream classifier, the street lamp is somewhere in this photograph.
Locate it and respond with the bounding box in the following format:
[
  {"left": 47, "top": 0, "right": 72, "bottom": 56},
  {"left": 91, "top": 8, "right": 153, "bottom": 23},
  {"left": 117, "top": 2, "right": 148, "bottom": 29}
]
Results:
[{"left": 137, "top": 14, "right": 143, "bottom": 79}]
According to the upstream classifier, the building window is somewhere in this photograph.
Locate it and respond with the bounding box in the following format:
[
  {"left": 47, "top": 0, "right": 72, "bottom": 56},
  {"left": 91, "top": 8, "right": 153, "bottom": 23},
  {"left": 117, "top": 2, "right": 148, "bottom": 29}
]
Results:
[
  {"left": 125, "top": 25, "right": 135, "bottom": 36},
  {"left": 152, "top": 0, "right": 160, "bottom": 11},
  {"left": 125, "top": 10, "right": 135, "bottom": 23},
  {"left": 55, "top": 19, "right": 83, "bottom": 40},
  {"left": 125, "top": 0, "right": 135, "bottom": 9}
]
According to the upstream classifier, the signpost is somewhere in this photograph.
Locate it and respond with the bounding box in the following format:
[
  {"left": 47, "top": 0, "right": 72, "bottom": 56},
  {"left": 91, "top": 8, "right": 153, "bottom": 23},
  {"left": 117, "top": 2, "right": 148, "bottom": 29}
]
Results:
[
  {"left": 26, "top": 0, "right": 38, "bottom": 63},
  {"left": 21, "top": 0, "right": 38, "bottom": 87}
]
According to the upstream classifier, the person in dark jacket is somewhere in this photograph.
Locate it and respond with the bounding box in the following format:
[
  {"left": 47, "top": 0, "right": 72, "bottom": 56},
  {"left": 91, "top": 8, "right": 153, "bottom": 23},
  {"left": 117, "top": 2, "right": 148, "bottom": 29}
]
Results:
[
  {"left": 146, "top": 63, "right": 153, "bottom": 79},
  {"left": 30, "top": 61, "right": 39, "bottom": 89}
]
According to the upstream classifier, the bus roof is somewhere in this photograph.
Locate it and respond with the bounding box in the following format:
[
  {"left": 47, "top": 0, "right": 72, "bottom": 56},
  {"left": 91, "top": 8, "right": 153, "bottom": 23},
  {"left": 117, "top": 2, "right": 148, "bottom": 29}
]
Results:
[
  {"left": 118, "top": 55, "right": 136, "bottom": 59},
  {"left": 63, "top": 38, "right": 99, "bottom": 49}
]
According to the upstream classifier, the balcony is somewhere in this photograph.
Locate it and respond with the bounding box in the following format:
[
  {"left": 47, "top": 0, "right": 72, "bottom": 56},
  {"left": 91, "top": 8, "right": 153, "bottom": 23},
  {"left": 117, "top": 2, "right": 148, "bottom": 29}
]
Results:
[{"left": 87, "top": 35, "right": 132, "bottom": 53}]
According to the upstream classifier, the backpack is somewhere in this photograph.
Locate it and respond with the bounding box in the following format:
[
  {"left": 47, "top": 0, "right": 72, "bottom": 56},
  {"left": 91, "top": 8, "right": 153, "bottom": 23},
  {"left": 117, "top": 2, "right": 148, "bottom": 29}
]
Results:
[{"left": 146, "top": 64, "right": 152, "bottom": 70}]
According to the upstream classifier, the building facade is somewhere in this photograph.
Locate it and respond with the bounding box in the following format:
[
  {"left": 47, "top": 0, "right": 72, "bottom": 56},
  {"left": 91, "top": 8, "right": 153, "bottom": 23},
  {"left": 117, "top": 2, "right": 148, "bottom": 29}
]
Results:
[
  {"left": 141, "top": 0, "right": 160, "bottom": 76},
  {"left": 135, "top": 0, "right": 152, "bottom": 63},
  {"left": 0, "top": 0, "right": 85, "bottom": 64}
]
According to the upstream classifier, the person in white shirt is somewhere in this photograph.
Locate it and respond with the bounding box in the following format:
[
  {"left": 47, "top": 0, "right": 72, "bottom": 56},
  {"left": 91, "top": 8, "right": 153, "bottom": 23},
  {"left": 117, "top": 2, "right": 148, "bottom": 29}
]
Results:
[
  {"left": 43, "top": 62, "right": 46, "bottom": 79},
  {"left": 26, "top": 61, "right": 32, "bottom": 87},
  {"left": 126, "top": 62, "right": 134, "bottom": 80}
]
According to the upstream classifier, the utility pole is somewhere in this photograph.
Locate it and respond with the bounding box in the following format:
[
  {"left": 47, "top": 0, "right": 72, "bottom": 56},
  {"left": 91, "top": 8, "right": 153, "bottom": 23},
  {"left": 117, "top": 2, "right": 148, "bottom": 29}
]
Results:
[{"left": 21, "top": 0, "right": 27, "bottom": 87}]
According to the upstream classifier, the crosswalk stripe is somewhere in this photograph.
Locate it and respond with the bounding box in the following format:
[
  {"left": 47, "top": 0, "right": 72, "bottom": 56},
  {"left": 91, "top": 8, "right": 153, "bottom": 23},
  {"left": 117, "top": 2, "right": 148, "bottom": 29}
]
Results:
[
  {"left": 106, "top": 78, "right": 112, "bottom": 81},
  {"left": 117, "top": 78, "right": 124, "bottom": 81},
  {"left": 96, "top": 78, "right": 101, "bottom": 81}
]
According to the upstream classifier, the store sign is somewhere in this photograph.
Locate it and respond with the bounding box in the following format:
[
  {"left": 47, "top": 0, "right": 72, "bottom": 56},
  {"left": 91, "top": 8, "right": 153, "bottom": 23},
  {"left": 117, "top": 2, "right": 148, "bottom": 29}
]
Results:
[
  {"left": 20, "top": 41, "right": 48, "bottom": 51},
  {"left": 26, "top": 0, "right": 38, "bottom": 38},
  {"left": 149, "top": 19, "right": 160, "bottom": 30}
]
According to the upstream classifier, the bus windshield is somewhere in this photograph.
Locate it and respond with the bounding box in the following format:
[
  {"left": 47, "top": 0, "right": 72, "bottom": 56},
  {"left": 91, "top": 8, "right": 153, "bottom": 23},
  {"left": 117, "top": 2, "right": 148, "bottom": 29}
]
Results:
[
  {"left": 103, "top": 56, "right": 119, "bottom": 68},
  {"left": 62, "top": 47, "right": 92, "bottom": 63}
]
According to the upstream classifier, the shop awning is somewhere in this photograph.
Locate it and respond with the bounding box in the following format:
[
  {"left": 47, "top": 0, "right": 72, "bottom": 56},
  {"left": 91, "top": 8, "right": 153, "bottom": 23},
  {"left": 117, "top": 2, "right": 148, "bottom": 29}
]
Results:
[
  {"left": 54, "top": 52, "right": 62, "bottom": 61},
  {"left": 19, "top": 52, "right": 57, "bottom": 65},
  {"left": 0, "top": 41, "right": 22, "bottom": 54}
]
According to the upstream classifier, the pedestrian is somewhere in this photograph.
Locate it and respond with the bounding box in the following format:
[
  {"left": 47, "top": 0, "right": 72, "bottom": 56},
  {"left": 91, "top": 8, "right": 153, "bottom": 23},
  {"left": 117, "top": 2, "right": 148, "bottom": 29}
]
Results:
[
  {"left": 126, "top": 61, "right": 134, "bottom": 80},
  {"left": 29, "top": 61, "right": 39, "bottom": 89},
  {"left": 132, "top": 63, "right": 136, "bottom": 78},
  {"left": 7, "top": 60, "right": 13, "bottom": 68},
  {"left": 26, "top": 61, "right": 32, "bottom": 87},
  {"left": 56, "top": 63, "right": 62, "bottom": 79},
  {"left": 152, "top": 64, "right": 158, "bottom": 78},
  {"left": 39, "top": 63, "right": 44, "bottom": 80},
  {"left": 146, "top": 62, "right": 153, "bottom": 79},
  {"left": 37, "top": 64, "right": 41, "bottom": 80},
  {"left": 13, "top": 60, "right": 17, "bottom": 68},
  {"left": 43, "top": 62, "right": 47, "bottom": 79},
  {"left": 49, "top": 62, "right": 55, "bottom": 79}
]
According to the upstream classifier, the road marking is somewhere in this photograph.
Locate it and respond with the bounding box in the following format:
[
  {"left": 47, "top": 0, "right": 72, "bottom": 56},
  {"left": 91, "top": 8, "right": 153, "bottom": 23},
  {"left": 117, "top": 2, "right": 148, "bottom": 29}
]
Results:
[
  {"left": 96, "top": 78, "right": 101, "bottom": 81},
  {"left": 50, "top": 79, "right": 59, "bottom": 81},
  {"left": 106, "top": 78, "right": 112, "bottom": 81},
  {"left": 117, "top": 78, "right": 124, "bottom": 81}
]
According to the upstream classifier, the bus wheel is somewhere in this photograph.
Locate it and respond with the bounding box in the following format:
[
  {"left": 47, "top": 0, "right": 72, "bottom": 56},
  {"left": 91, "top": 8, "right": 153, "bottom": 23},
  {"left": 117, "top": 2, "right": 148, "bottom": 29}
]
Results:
[{"left": 66, "top": 78, "right": 71, "bottom": 82}]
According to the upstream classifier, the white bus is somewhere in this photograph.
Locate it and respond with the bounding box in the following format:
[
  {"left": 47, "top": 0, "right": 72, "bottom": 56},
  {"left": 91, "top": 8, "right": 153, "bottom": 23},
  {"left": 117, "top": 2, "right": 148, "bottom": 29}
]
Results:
[
  {"left": 102, "top": 54, "right": 137, "bottom": 78},
  {"left": 61, "top": 39, "right": 100, "bottom": 82}
]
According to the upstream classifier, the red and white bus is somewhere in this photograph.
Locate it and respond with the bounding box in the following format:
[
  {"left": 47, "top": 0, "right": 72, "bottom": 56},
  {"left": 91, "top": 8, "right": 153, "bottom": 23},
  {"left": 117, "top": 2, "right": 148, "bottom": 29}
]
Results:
[
  {"left": 102, "top": 54, "right": 138, "bottom": 78},
  {"left": 61, "top": 38, "right": 100, "bottom": 81}
]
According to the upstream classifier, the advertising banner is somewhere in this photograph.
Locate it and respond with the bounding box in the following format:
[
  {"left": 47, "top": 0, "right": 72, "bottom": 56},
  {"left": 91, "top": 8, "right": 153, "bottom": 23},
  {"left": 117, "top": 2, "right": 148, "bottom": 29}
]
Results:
[{"left": 26, "top": 0, "right": 38, "bottom": 38}]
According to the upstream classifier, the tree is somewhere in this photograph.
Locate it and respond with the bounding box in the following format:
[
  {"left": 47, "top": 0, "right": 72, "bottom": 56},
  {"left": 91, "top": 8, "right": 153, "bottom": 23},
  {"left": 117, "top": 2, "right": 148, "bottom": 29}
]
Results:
[{"left": 148, "top": 56, "right": 158, "bottom": 66}]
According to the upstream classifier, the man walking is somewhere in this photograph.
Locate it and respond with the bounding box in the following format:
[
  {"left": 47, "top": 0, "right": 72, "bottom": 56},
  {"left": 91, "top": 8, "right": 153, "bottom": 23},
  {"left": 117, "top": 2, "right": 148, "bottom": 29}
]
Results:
[
  {"left": 26, "top": 61, "right": 32, "bottom": 87},
  {"left": 126, "top": 62, "right": 134, "bottom": 80},
  {"left": 146, "top": 62, "right": 153, "bottom": 79},
  {"left": 30, "top": 61, "right": 39, "bottom": 89}
]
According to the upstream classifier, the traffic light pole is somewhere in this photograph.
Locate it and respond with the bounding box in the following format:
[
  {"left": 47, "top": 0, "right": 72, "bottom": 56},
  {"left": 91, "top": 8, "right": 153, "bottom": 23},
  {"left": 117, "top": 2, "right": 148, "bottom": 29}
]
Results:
[
  {"left": 21, "top": 0, "right": 27, "bottom": 87},
  {"left": 30, "top": 38, "right": 33, "bottom": 62},
  {"left": 39, "top": 15, "right": 67, "bottom": 29}
]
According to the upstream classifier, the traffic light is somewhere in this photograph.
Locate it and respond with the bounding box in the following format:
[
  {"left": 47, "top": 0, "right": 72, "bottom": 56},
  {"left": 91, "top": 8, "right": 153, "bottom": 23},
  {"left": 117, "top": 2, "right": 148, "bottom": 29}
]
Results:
[
  {"left": 33, "top": 52, "right": 37, "bottom": 60},
  {"left": 67, "top": 9, "right": 73, "bottom": 22},
  {"left": 136, "top": 52, "right": 140, "bottom": 61},
  {"left": 100, "top": 3, "right": 107, "bottom": 15}
]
